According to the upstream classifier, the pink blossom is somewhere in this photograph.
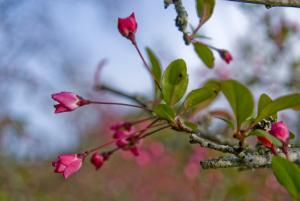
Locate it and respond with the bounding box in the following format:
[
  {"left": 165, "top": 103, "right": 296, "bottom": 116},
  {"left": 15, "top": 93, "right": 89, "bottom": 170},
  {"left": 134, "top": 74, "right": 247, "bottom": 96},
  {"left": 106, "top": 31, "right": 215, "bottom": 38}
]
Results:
[
  {"left": 219, "top": 50, "right": 233, "bottom": 64},
  {"left": 51, "top": 92, "right": 89, "bottom": 113},
  {"left": 269, "top": 121, "right": 289, "bottom": 143},
  {"left": 90, "top": 153, "right": 104, "bottom": 170},
  {"left": 52, "top": 154, "right": 83, "bottom": 178},
  {"left": 118, "top": 12, "right": 137, "bottom": 43}
]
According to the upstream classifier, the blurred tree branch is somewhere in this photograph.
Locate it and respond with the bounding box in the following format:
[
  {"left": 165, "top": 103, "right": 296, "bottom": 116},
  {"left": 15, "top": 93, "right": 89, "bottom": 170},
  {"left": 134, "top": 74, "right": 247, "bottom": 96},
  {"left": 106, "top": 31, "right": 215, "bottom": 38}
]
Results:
[
  {"left": 224, "top": 0, "right": 300, "bottom": 8},
  {"left": 94, "top": 84, "right": 147, "bottom": 107}
]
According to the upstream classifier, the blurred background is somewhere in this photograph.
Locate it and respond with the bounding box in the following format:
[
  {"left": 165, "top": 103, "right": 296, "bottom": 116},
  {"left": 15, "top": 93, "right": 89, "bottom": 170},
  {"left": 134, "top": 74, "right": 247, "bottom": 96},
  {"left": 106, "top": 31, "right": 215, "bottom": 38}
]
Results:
[{"left": 0, "top": 0, "right": 299, "bottom": 200}]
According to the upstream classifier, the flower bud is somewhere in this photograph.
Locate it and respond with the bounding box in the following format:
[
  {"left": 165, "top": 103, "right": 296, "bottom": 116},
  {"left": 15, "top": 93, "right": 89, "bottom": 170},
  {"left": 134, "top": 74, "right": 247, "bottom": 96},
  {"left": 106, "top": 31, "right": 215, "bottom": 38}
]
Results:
[
  {"left": 118, "top": 12, "right": 137, "bottom": 43},
  {"left": 219, "top": 50, "right": 233, "bottom": 64},
  {"left": 90, "top": 153, "right": 104, "bottom": 170},
  {"left": 269, "top": 121, "right": 289, "bottom": 143},
  {"left": 51, "top": 92, "right": 89, "bottom": 113}
]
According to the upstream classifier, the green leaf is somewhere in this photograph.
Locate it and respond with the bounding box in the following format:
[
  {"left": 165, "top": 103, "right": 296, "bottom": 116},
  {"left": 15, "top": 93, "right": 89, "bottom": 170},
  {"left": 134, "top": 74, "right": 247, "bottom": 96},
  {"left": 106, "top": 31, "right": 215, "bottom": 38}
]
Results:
[
  {"left": 162, "top": 59, "right": 188, "bottom": 105},
  {"left": 183, "top": 87, "right": 217, "bottom": 110},
  {"left": 249, "top": 129, "right": 282, "bottom": 147},
  {"left": 196, "top": 0, "right": 216, "bottom": 26},
  {"left": 221, "top": 80, "right": 254, "bottom": 128},
  {"left": 183, "top": 120, "right": 198, "bottom": 131},
  {"left": 203, "top": 79, "right": 221, "bottom": 91},
  {"left": 255, "top": 93, "right": 300, "bottom": 124},
  {"left": 153, "top": 104, "right": 176, "bottom": 122},
  {"left": 146, "top": 47, "right": 162, "bottom": 99},
  {"left": 257, "top": 93, "right": 272, "bottom": 114},
  {"left": 272, "top": 156, "right": 300, "bottom": 200},
  {"left": 215, "top": 117, "right": 234, "bottom": 129},
  {"left": 289, "top": 131, "right": 296, "bottom": 140},
  {"left": 193, "top": 42, "right": 215, "bottom": 68}
]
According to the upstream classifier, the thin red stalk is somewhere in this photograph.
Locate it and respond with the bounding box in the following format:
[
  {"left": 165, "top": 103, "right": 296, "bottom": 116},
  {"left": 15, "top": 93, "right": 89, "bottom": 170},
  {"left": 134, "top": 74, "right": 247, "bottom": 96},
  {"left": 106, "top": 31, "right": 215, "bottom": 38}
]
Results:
[
  {"left": 138, "top": 125, "right": 170, "bottom": 139},
  {"left": 129, "top": 116, "right": 157, "bottom": 125},
  {"left": 84, "top": 139, "right": 116, "bottom": 156},
  {"left": 189, "top": 21, "right": 203, "bottom": 42},
  {"left": 132, "top": 42, "right": 162, "bottom": 92},
  {"left": 88, "top": 100, "right": 152, "bottom": 112}
]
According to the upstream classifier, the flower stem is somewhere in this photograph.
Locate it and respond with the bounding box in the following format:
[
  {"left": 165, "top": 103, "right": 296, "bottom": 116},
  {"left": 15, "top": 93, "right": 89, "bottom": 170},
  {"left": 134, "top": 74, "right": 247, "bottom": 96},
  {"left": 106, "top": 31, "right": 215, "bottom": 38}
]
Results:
[
  {"left": 88, "top": 100, "right": 153, "bottom": 112},
  {"left": 84, "top": 139, "right": 116, "bottom": 156},
  {"left": 132, "top": 41, "right": 162, "bottom": 92},
  {"left": 138, "top": 125, "right": 170, "bottom": 139}
]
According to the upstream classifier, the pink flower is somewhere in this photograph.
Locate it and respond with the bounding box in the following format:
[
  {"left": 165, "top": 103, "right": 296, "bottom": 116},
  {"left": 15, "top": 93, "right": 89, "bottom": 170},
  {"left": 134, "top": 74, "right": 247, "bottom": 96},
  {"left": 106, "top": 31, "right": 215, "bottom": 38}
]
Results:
[
  {"left": 52, "top": 154, "right": 83, "bottom": 178},
  {"left": 269, "top": 121, "right": 289, "bottom": 143},
  {"left": 51, "top": 92, "right": 89, "bottom": 113},
  {"left": 118, "top": 12, "right": 137, "bottom": 43},
  {"left": 219, "top": 50, "right": 233, "bottom": 64},
  {"left": 90, "top": 153, "right": 104, "bottom": 170}
]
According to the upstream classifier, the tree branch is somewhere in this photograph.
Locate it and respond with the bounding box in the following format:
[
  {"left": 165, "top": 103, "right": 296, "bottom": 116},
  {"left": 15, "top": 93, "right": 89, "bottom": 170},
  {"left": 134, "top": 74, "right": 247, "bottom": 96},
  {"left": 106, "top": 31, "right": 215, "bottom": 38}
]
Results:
[
  {"left": 164, "top": 0, "right": 190, "bottom": 44},
  {"left": 190, "top": 134, "right": 240, "bottom": 154},
  {"left": 200, "top": 147, "right": 300, "bottom": 169},
  {"left": 224, "top": 0, "right": 300, "bottom": 8},
  {"left": 94, "top": 84, "right": 147, "bottom": 107}
]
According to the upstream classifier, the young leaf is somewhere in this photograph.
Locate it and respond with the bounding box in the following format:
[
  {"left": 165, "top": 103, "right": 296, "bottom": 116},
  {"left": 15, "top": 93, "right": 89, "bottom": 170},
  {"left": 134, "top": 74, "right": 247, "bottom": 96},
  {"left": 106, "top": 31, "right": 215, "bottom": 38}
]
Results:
[
  {"left": 146, "top": 47, "right": 162, "bottom": 84},
  {"left": 255, "top": 93, "right": 300, "bottom": 123},
  {"left": 272, "top": 156, "right": 300, "bottom": 200},
  {"left": 183, "top": 87, "right": 217, "bottom": 110},
  {"left": 221, "top": 80, "right": 254, "bottom": 128},
  {"left": 193, "top": 42, "right": 214, "bottom": 68},
  {"left": 146, "top": 47, "right": 162, "bottom": 99},
  {"left": 196, "top": 0, "right": 216, "bottom": 26},
  {"left": 162, "top": 59, "right": 188, "bottom": 105},
  {"left": 249, "top": 129, "right": 282, "bottom": 147},
  {"left": 215, "top": 117, "right": 234, "bottom": 129},
  {"left": 153, "top": 104, "right": 176, "bottom": 122},
  {"left": 203, "top": 79, "right": 221, "bottom": 91},
  {"left": 183, "top": 120, "right": 198, "bottom": 131},
  {"left": 257, "top": 93, "right": 272, "bottom": 114}
]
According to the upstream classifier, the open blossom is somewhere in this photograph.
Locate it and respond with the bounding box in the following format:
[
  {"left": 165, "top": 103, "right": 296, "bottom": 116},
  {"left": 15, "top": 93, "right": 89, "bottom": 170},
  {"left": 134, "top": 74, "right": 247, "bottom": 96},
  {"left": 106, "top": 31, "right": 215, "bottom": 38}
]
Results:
[
  {"left": 52, "top": 154, "right": 83, "bottom": 178},
  {"left": 51, "top": 92, "right": 89, "bottom": 113},
  {"left": 219, "top": 49, "right": 233, "bottom": 64},
  {"left": 118, "top": 12, "right": 137, "bottom": 43}
]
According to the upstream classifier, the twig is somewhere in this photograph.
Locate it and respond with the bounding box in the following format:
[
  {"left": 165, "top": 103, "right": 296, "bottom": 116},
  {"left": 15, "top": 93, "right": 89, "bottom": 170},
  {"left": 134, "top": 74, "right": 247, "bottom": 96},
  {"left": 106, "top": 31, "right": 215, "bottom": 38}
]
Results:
[
  {"left": 190, "top": 134, "right": 239, "bottom": 154},
  {"left": 224, "top": 0, "right": 300, "bottom": 8},
  {"left": 94, "top": 84, "right": 147, "bottom": 107},
  {"left": 164, "top": 0, "right": 190, "bottom": 45}
]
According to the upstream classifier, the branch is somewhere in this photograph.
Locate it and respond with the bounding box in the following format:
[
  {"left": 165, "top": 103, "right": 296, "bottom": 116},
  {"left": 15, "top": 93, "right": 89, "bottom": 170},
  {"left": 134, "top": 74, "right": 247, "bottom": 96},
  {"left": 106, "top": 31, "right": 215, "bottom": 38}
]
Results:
[
  {"left": 94, "top": 84, "right": 147, "bottom": 107},
  {"left": 200, "top": 147, "right": 300, "bottom": 169},
  {"left": 190, "top": 134, "right": 240, "bottom": 154},
  {"left": 164, "top": 0, "right": 190, "bottom": 44},
  {"left": 224, "top": 0, "right": 300, "bottom": 8}
]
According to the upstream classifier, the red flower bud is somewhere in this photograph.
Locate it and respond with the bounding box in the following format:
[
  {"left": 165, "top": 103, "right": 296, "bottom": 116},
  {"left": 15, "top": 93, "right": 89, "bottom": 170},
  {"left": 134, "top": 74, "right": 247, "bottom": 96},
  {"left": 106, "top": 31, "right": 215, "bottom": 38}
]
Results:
[
  {"left": 90, "top": 153, "right": 104, "bottom": 170},
  {"left": 52, "top": 154, "right": 83, "bottom": 178},
  {"left": 219, "top": 50, "right": 233, "bottom": 64},
  {"left": 269, "top": 121, "right": 289, "bottom": 143},
  {"left": 118, "top": 12, "right": 137, "bottom": 43},
  {"left": 51, "top": 92, "right": 89, "bottom": 113}
]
